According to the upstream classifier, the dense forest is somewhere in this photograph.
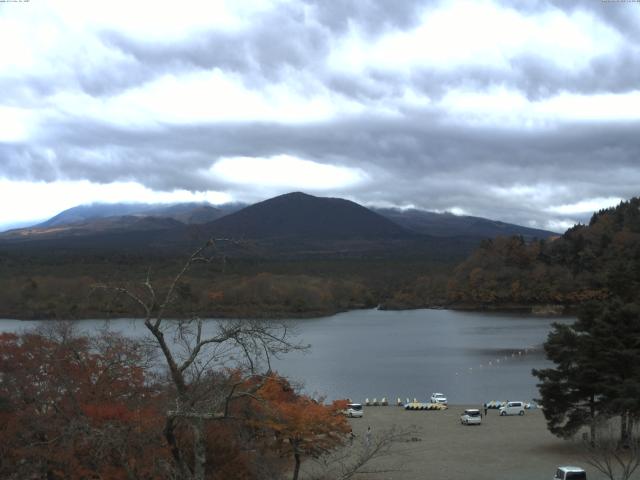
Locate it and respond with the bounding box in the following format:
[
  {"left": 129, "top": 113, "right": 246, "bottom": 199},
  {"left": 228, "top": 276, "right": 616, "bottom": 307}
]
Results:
[
  {"left": 448, "top": 197, "right": 640, "bottom": 311},
  {"left": 0, "top": 252, "right": 452, "bottom": 319},
  {"left": 3, "top": 197, "right": 639, "bottom": 319},
  {"left": 529, "top": 200, "right": 640, "bottom": 478}
]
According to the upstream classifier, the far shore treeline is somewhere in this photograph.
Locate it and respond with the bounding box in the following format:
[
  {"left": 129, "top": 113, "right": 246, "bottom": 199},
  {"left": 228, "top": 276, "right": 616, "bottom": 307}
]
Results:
[{"left": 0, "top": 195, "right": 638, "bottom": 320}]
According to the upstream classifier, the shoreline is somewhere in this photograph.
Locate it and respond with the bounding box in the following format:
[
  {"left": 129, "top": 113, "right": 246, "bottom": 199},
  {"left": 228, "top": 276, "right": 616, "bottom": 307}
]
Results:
[{"left": 0, "top": 302, "right": 574, "bottom": 322}]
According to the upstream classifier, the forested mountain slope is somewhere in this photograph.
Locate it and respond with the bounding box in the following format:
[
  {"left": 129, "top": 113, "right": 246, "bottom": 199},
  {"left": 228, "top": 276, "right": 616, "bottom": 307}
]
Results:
[{"left": 447, "top": 197, "right": 640, "bottom": 310}]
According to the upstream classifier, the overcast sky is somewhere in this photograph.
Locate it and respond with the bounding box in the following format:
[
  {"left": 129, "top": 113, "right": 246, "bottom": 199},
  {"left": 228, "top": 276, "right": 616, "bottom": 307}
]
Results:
[{"left": 1, "top": 0, "right": 639, "bottom": 232}]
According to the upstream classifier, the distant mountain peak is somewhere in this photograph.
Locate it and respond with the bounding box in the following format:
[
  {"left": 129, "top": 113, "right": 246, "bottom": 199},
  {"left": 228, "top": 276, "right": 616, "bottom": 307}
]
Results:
[
  {"left": 205, "top": 191, "right": 410, "bottom": 239},
  {"left": 278, "top": 191, "right": 311, "bottom": 198}
]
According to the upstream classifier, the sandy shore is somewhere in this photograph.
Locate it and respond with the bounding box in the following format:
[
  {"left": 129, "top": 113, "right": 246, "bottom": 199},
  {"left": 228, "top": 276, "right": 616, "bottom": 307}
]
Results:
[{"left": 339, "top": 405, "right": 614, "bottom": 480}]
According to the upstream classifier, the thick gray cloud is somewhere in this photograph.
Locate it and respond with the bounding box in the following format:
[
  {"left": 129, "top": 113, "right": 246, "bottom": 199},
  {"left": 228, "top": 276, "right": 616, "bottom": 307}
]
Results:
[
  {"left": 6, "top": 109, "right": 640, "bottom": 230},
  {"left": 1, "top": 0, "right": 639, "bottom": 231}
]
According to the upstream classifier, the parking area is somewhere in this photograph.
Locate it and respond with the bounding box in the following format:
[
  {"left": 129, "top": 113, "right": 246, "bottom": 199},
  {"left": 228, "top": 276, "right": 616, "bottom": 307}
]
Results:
[{"left": 343, "top": 405, "right": 611, "bottom": 480}]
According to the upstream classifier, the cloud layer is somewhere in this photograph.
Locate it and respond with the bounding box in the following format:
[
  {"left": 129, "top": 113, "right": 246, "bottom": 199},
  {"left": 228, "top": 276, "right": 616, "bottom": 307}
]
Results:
[{"left": 1, "top": 0, "right": 639, "bottom": 231}]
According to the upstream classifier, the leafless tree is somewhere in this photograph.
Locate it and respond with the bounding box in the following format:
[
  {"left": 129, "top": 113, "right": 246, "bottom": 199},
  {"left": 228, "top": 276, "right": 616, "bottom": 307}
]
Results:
[
  {"left": 582, "top": 421, "right": 640, "bottom": 480},
  {"left": 305, "top": 425, "right": 419, "bottom": 480},
  {"left": 98, "top": 239, "right": 305, "bottom": 480}
]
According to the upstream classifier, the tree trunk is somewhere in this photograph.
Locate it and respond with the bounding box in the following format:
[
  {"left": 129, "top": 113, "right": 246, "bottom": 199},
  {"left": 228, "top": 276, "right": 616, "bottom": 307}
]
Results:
[
  {"left": 292, "top": 451, "right": 301, "bottom": 480},
  {"left": 193, "top": 418, "right": 206, "bottom": 480},
  {"left": 589, "top": 394, "right": 596, "bottom": 446},
  {"left": 165, "top": 416, "right": 191, "bottom": 480},
  {"left": 621, "top": 410, "right": 629, "bottom": 447},
  {"left": 290, "top": 438, "right": 301, "bottom": 480}
]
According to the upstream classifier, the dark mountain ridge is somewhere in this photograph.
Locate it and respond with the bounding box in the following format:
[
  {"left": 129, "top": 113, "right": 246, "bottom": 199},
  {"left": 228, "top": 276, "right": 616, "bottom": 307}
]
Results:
[
  {"left": 1, "top": 192, "right": 554, "bottom": 260},
  {"left": 36, "top": 202, "right": 245, "bottom": 229},
  {"left": 374, "top": 207, "right": 556, "bottom": 240},
  {"left": 204, "top": 192, "right": 411, "bottom": 240}
]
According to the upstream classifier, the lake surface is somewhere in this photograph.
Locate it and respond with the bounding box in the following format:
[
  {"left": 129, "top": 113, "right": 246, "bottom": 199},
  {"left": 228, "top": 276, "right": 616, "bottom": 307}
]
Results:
[{"left": 0, "top": 309, "right": 571, "bottom": 404}]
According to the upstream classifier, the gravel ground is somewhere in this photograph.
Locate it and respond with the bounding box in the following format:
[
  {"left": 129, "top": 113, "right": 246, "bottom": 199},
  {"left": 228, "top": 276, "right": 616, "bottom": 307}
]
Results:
[{"left": 340, "top": 405, "right": 622, "bottom": 480}]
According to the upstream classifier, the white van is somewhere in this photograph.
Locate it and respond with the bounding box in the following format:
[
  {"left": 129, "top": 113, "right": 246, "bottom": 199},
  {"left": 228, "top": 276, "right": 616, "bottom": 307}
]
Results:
[
  {"left": 344, "top": 403, "right": 364, "bottom": 418},
  {"left": 499, "top": 401, "right": 525, "bottom": 416}
]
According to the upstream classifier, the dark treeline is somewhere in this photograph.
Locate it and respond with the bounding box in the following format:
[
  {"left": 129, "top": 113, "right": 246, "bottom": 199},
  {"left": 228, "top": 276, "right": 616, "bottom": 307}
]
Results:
[
  {"left": 448, "top": 197, "right": 640, "bottom": 310},
  {"left": 0, "top": 252, "right": 453, "bottom": 319}
]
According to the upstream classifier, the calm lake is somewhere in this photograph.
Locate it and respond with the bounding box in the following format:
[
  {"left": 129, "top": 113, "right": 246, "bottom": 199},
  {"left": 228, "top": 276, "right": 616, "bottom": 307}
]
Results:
[{"left": 0, "top": 309, "right": 571, "bottom": 405}]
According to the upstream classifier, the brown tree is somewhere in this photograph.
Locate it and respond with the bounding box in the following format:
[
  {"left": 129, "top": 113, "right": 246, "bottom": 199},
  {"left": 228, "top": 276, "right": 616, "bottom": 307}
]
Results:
[{"left": 103, "top": 239, "right": 305, "bottom": 480}]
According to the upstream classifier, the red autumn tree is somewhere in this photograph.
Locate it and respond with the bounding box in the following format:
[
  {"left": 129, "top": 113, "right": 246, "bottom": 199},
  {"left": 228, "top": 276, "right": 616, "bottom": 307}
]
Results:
[
  {"left": 254, "top": 375, "right": 350, "bottom": 480},
  {"left": 0, "top": 327, "right": 167, "bottom": 479}
]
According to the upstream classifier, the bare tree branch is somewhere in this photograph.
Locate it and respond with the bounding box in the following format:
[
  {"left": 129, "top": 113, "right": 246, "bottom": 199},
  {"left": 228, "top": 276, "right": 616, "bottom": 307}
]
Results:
[
  {"left": 305, "top": 426, "right": 419, "bottom": 480},
  {"left": 582, "top": 421, "right": 640, "bottom": 480},
  {"left": 97, "top": 238, "right": 306, "bottom": 480}
]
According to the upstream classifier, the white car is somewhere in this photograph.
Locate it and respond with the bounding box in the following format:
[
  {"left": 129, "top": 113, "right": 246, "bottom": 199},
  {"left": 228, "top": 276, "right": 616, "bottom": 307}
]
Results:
[
  {"left": 344, "top": 403, "right": 364, "bottom": 418},
  {"left": 430, "top": 393, "right": 447, "bottom": 404},
  {"left": 553, "top": 466, "right": 587, "bottom": 480},
  {"left": 499, "top": 401, "right": 525, "bottom": 416},
  {"left": 460, "top": 409, "right": 482, "bottom": 425}
]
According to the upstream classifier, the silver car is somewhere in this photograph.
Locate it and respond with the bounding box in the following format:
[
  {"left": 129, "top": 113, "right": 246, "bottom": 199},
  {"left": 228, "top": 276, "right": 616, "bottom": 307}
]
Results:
[
  {"left": 430, "top": 392, "right": 448, "bottom": 404},
  {"left": 345, "top": 403, "right": 364, "bottom": 418},
  {"left": 460, "top": 409, "right": 482, "bottom": 425},
  {"left": 554, "top": 466, "right": 586, "bottom": 479}
]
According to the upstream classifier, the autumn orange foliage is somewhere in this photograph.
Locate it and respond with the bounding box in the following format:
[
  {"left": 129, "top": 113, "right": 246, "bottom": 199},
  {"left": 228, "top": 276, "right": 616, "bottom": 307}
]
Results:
[
  {"left": 0, "top": 331, "right": 351, "bottom": 480},
  {"left": 252, "top": 375, "right": 350, "bottom": 480},
  {"left": 0, "top": 329, "right": 166, "bottom": 479}
]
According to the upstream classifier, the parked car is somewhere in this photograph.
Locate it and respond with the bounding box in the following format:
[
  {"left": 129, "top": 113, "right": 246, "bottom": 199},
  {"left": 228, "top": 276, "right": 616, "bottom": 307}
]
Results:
[
  {"left": 460, "top": 409, "right": 482, "bottom": 425},
  {"left": 344, "top": 403, "right": 364, "bottom": 418},
  {"left": 553, "top": 466, "right": 586, "bottom": 479},
  {"left": 499, "top": 401, "right": 525, "bottom": 416},
  {"left": 430, "top": 393, "right": 447, "bottom": 404}
]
